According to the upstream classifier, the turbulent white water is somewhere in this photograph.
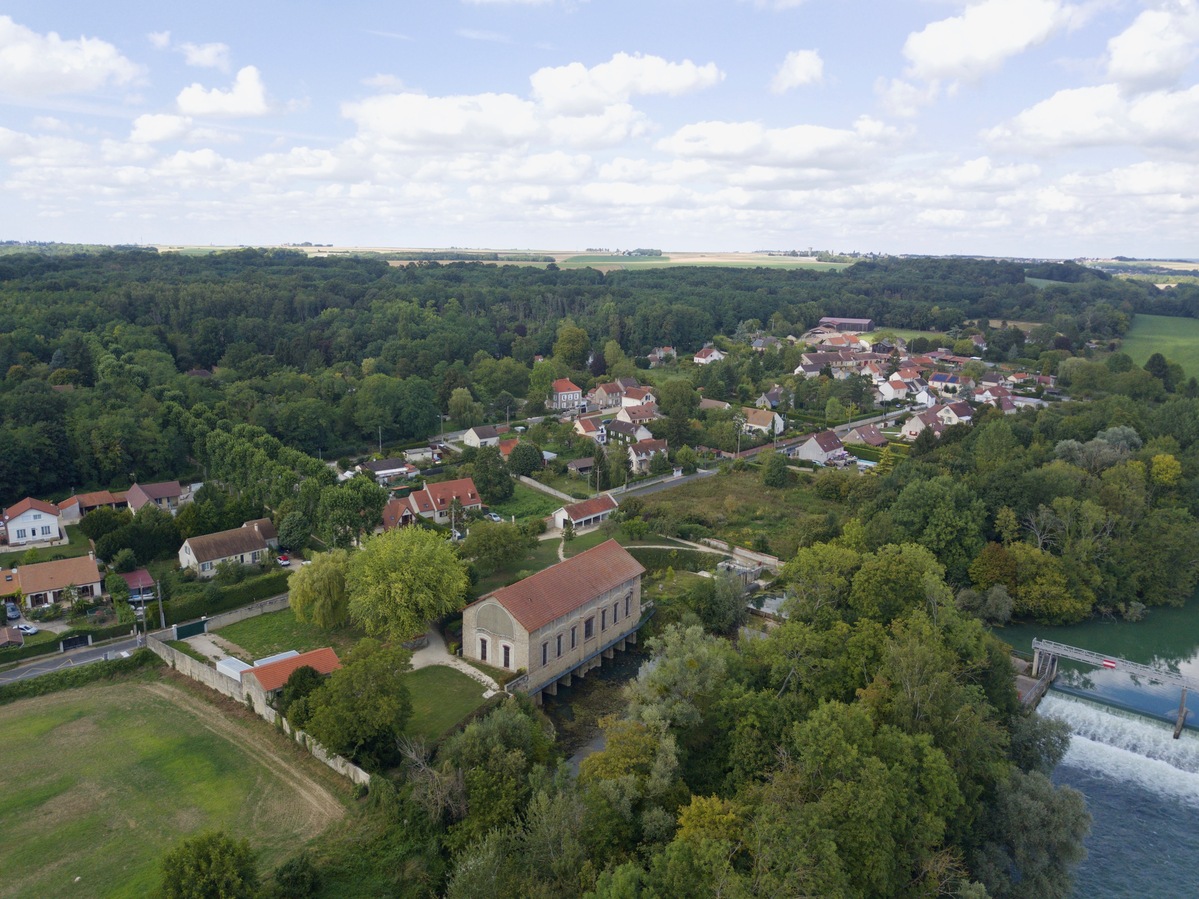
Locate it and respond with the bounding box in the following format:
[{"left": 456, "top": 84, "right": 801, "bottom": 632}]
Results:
[{"left": 1040, "top": 693, "right": 1199, "bottom": 806}]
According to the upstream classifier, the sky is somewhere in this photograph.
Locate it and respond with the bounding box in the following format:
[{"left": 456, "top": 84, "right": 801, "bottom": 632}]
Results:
[{"left": 1, "top": 0, "right": 1197, "bottom": 258}]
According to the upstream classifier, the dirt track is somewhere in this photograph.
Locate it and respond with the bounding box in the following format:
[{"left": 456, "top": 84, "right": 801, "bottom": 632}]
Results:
[{"left": 140, "top": 682, "right": 344, "bottom": 837}]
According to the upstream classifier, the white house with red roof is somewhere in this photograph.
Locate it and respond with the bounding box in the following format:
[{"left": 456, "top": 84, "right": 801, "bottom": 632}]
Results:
[
  {"left": 792, "top": 430, "right": 844, "bottom": 464},
  {"left": 693, "top": 346, "right": 726, "bottom": 365},
  {"left": 549, "top": 378, "right": 583, "bottom": 410},
  {"left": 407, "top": 477, "right": 483, "bottom": 524},
  {"left": 620, "top": 386, "right": 656, "bottom": 408},
  {"left": 629, "top": 438, "right": 669, "bottom": 473},
  {"left": 616, "top": 404, "right": 659, "bottom": 426},
  {"left": 2, "top": 498, "right": 64, "bottom": 548},
  {"left": 553, "top": 494, "right": 619, "bottom": 530},
  {"left": 461, "top": 540, "right": 645, "bottom": 699},
  {"left": 574, "top": 417, "right": 607, "bottom": 444}
]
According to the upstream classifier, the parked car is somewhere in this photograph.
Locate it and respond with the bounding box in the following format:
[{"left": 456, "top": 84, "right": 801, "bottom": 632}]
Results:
[
  {"left": 486, "top": 512, "right": 503, "bottom": 523},
  {"left": 5, "top": 601, "right": 19, "bottom": 621},
  {"left": 277, "top": 554, "right": 291, "bottom": 566},
  {"left": 17, "top": 623, "right": 39, "bottom": 636}
]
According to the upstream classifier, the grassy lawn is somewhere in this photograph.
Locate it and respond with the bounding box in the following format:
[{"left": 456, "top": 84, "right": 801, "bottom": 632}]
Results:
[
  {"left": 0, "top": 524, "right": 92, "bottom": 569},
  {"left": 488, "top": 482, "right": 562, "bottom": 522},
  {"left": 1121, "top": 313, "right": 1199, "bottom": 380},
  {"left": 401, "top": 666, "right": 489, "bottom": 742},
  {"left": 215, "top": 608, "right": 363, "bottom": 660},
  {"left": 636, "top": 468, "right": 842, "bottom": 560},
  {"left": 0, "top": 681, "right": 345, "bottom": 899}
]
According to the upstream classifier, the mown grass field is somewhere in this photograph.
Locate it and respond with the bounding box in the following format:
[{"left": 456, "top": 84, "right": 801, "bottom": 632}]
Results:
[
  {"left": 402, "top": 666, "right": 489, "bottom": 742},
  {"left": 488, "top": 482, "right": 561, "bottom": 522},
  {"left": 215, "top": 607, "right": 363, "bottom": 660},
  {"left": 0, "top": 524, "right": 91, "bottom": 569},
  {"left": 1121, "top": 313, "right": 1199, "bottom": 380},
  {"left": 0, "top": 681, "right": 345, "bottom": 899}
]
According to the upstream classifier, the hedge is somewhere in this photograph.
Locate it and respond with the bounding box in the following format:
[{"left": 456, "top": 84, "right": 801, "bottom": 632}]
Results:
[
  {"left": 0, "top": 621, "right": 137, "bottom": 665},
  {"left": 0, "top": 648, "right": 162, "bottom": 706},
  {"left": 164, "top": 570, "right": 291, "bottom": 625},
  {"left": 626, "top": 547, "right": 724, "bottom": 573}
]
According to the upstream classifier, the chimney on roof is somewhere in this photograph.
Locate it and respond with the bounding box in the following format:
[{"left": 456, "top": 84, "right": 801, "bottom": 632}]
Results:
[{"left": 88, "top": 551, "right": 95, "bottom": 561}]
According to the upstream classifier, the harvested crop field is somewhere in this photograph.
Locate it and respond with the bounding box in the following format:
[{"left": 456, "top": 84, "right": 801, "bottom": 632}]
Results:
[{"left": 0, "top": 680, "right": 345, "bottom": 898}]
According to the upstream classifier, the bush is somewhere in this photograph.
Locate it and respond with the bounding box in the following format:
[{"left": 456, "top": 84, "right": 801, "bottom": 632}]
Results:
[
  {"left": 270, "top": 851, "right": 320, "bottom": 898},
  {"left": 165, "top": 570, "right": 291, "bottom": 625},
  {"left": 626, "top": 547, "right": 723, "bottom": 574}
]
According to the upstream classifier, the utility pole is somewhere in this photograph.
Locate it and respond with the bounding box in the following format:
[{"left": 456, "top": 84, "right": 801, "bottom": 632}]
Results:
[
  {"left": 155, "top": 578, "right": 166, "bottom": 630},
  {"left": 378, "top": 425, "right": 383, "bottom": 454}
]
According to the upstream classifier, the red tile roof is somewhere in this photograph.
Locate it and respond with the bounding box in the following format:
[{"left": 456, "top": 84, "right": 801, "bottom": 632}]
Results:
[
  {"left": 244, "top": 648, "right": 341, "bottom": 693},
  {"left": 552, "top": 378, "right": 581, "bottom": 394},
  {"left": 424, "top": 477, "right": 481, "bottom": 510},
  {"left": 475, "top": 539, "right": 644, "bottom": 632},
  {"left": 3, "top": 497, "right": 60, "bottom": 521},
  {"left": 560, "top": 495, "right": 618, "bottom": 523},
  {"left": 17, "top": 556, "right": 102, "bottom": 595},
  {"left": 119, "top": 569, "right": 156, "bottom": 591}
]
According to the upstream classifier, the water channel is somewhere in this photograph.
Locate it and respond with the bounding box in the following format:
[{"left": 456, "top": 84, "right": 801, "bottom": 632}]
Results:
[{"left": 1001, "top": 599, "right": 1199, "bottom": 897}]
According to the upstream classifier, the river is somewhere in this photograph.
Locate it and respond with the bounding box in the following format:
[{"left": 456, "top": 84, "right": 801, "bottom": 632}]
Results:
[{"left": 1001, "top": 601, "right": 1199, "bottom": 897}]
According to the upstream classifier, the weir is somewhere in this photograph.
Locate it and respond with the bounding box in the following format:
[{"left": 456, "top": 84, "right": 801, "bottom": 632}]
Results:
[{"left": 1032, "top": 638, "right": 1195, "bottom": 738}]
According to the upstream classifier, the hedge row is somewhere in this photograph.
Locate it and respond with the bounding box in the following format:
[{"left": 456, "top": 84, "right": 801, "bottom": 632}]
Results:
[
  {"left": 0, "top": 621, "right": 137, "bottom": 665},
  {"left": 165, "top": 570, "right": 291, "bottom": 625},
  {"left": 0, "top": 648, "right": 162, "bottom": 706},
  {"left": 626, "top": 547, "right": 724, "bottom": 573}
]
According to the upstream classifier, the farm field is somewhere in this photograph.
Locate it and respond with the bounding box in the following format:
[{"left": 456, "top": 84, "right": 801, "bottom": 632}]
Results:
[
  {"left": 1120, "top": 313, "right": 1199, "bottom": 379},
  {"left": 0, "top": 680, "right": 344, "bottom": 899}
]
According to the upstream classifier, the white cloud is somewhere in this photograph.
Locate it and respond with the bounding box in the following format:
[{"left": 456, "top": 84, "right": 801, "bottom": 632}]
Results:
[
  {"left": 362, "top": 73, "right": 407, "bottom": 90},
  {"left": 770, "top": 50, "right": 823, "bottom": 93},
  {"left": 130, "top": 113, "right": 194, "bottom": 143},
  {"left": 657, "top": 116, "right": 895, "bottom": 169},
  {"left": 545, "top": 103, "right": 648, "bottom": 147},
  {"left": 1106, "top": 2, "right": 1199, "bottom": 92},
  {"left": 874, "top": 77, "right": 939, "bottom": 116},
  {"left": 903, "top": 0, "right": 1084, "bottom": 83},
  {"left": 531, "top": 52, "right": 723, "bottom": 114},
  {"left": 987, "top": 83, "right": 1199, "bottom": 149},
  {"left": 148, "top": 31, "right": 171, "bottom": 50},
  {"left": 0, "top": 16, "right": 141, "bottom": 96},
  {"left": 180, "top": 42, "right": 231, "bottom": 71},
  {"left": 176, "top": 66, "right": 269, "bottom": 117},
  {"left": 944, "top": 156, "right": 1041, "bottom": 189},
  {"left": 342, "top": 92, "right": 541, "bottom": 147}
]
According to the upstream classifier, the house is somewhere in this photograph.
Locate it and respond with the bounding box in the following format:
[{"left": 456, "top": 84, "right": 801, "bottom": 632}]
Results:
[
  {"left": 461, "top": 540, "right": 645, "bottom": 699},
  {"left": 629, "top": 439, "right": 668, "bottom": 474},
  {"left": 844, "top": 424, "right": 888, "bottom": 447},
  {"left": 819, "top": 317, "right": 875, "bottom": 332},
  {"left": 792, "top": 430, "right": 844, "bottom": 464},
  {"left": 553, "top": 495, "right": 619, "bottom": 530},
  {"left": 57, "top": 489, "right": 128, "bottom": 523},
  {"left": 0, "top": 627, "right": 23, "bottom": 649},
  {"left": 242, "top": 648, "right": 341, "bottom": 700},
  {"left": 903, "top": 408, "right": 947, "bottom": 441},
  {"left": 14, "top": 554, "right": 103, "bottom": 609},
  {"left": 620, "top": 386, "right": 656, "bottom": 408},
  {"left": 928, "top": 373, "right": 972, "bottom": 395},
  {"left": 574, "top": 417, "right": 607, "bottom": 444},
  {"left": 404, "top": 446, "right": 442, "bottom": 464},
  {"left": 693, "top": 346, "right": 726, "bottom": 365},
  {"left": 698, "top": 397, "right": 731, "bottom": 412},
  {"left": 357, "top": 457, "right": 419, "bottom": 483},
  {"left": 742, "top": 407, "right": 785, "bottom": 436},
  {"left": 605, "top": 420, "right": 653, "bottom": 445},
  {"left": 497, "top": 438, "right": 522, "bottom": 463},
  {"left": 179, "top": 521, "right": 275, "bottom": 578},
  {"left": 125, "top": 481, "right": 184, "bottom": 515},
  {"left": 2, "top": 498, "right": 63, "bottom": 548},
  {"left": 647, "top": 346, "right": 676, "bottom": 367},
  {"left": 243, "top": 518, "right": 279, "bottom": 548},
  {"left": 877, "top": 379, "right": 910, "bottom": 403},
  {"left": 463, "top": 425, "right": 505, "bottom": 449},
  {"left": 380, "top": 496, "right": 417, "bottom": 532},
  {"left": 793, "top": 363, "right": 825, "bottom": 379},
  {"left": 550, "top": 378, "right": 583, "bottom": 411},
  {"left": 567, "top": 457, "right": 595, "bottom": 477},
  {"left": 616, "top": 404, "right": 659, "bottom": 426},
  {"left": 755, "top": 386, "right": 785, "bottom": 410},
  {"left": 937, "top": 401, "right": 974, "bottom": 426},
  {"left": 119, "top": 569, "right": 158, "bottom": 604},
  {"left": 407, "top": 477, "right": 483, "bottom": 523},
  {"left": 751, "top": 336, "right": 781, "bottom": 352},
  {"left": 589, "top": 383, "right": 625, "bottom": 408}
]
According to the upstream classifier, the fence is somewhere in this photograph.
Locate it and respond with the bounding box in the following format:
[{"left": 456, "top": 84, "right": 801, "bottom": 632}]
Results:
[
  {"left": 146, "top": 635, "right": 370, "bottom": 787},
  {"left": 205, "top": 594, "right": 290, "bottom": 630},
  {"left": 700, "top": 538, "right": 781, "bottom": 573}
]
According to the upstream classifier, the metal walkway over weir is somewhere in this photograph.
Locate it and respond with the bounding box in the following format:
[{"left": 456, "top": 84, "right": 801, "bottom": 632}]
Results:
[{"left": 1031, "top": 638, "right": 1196, "bottom": 737}]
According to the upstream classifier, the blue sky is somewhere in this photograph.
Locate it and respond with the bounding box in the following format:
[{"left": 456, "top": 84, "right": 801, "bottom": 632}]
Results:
[{"left": 1, "top": 1, "right": 1197, "bottom": 257}]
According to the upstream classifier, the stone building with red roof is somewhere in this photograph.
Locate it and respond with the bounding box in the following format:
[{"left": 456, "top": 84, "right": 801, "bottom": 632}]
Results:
[
  {"left": 242, "top": 647, "right": 342, "bottom": 698},
  {"left": 461, "top": 540, "right": 645, "bottom": 700}
]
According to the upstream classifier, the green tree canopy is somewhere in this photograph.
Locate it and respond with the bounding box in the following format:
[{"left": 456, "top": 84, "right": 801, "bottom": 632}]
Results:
[
  {"left": 347, "top": 526, "right": 469, "bottom": 642},
  {"left": 159, "top": 831, "right": 258, "bottom": 899},
  {"left": 288, "top": 548, "right": 351, "bottom": 629}
]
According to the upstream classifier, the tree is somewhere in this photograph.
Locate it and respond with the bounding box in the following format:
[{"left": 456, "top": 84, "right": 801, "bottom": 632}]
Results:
[
  {"left": 760, "top": 450, "right": 788, "bottom": 488},
  {"left": 278, "top": 664, "right": 325, "bottom": 723},
  {"left": 554, "top": 320, "right": 591, "bottom": 370},
  {"left": 348, "top": 526, "right": 469, "bottom": 642},
  {"left": 449, "top": 387, "right": 484, "bottom": 428},
  {"left": 472, "top": 445, "right": 514, "bottom": 504},
  {"left": 316, "top": 476, "right": 387, "bottom": 549},
  {"left": 276, "top": 511, "right": 311, "bottom": 552},
  {"left": 507, "top": 442, "right": 543, "bottom": 477},
  {"left": 461, "top": 522, "right": 528, "bottom": 574},
  {"left": 562, "top": 519, "right": 576, "bottom": 542},
  {"left": 303, "top": 639, "right": 413, "bottom": 768},
  {"left": 160, "top": 831, "right": 258, "bottom": 899},
  {"left": 289, "top": 549, "right": 351, "bottom": 628}
]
